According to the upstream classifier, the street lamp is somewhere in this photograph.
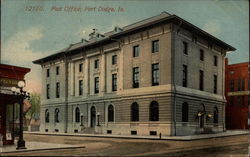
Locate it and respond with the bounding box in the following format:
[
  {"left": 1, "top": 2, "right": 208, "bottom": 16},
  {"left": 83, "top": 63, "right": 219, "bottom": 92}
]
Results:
[
  {"left": 11, "top": 80, "right": 30, "bottom": 150},
  {"left": 97, "top": 112, "right": 100, "bottom": 126}
]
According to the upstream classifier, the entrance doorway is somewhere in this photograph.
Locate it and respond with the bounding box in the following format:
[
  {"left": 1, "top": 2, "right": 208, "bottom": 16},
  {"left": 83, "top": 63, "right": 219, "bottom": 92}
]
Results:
[
  {"left": 199, "top": 104, "right": 206, "bottom": 128},
  {"left": 90, "top": 106, "right": 96, "bottom": 127},
  {"left": 199, "top": 115, "right": 204, "bottom": 128}
]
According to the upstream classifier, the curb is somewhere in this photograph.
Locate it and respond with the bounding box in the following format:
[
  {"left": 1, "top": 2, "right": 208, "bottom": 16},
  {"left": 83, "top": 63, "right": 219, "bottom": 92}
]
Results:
[
  {"left": 24, "top": 131, "right": 250, "bottom": 141},
  {"left": 1, "top": 146, "right": 85, "bottom": 154}
]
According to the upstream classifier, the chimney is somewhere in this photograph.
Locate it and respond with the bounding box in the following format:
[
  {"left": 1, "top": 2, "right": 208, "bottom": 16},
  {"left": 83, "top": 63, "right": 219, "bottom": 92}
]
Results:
[{"left": 225, "top": 58, "right": 228, "bottom": 66}]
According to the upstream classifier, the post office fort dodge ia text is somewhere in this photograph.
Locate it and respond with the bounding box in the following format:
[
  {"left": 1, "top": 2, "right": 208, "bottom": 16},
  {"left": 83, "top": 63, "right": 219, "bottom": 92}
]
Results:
[{"left": 33, "top": 12, "right": 235, "bottom": 136}]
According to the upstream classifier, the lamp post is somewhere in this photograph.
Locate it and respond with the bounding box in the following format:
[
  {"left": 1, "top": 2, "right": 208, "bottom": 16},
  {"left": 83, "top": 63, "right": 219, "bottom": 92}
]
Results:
[
  {"left": 11, "top": 81, "right": 30, "bottom": 150},
  {"left": 97, "top": 112, "right": 100, "bottom": 126}
]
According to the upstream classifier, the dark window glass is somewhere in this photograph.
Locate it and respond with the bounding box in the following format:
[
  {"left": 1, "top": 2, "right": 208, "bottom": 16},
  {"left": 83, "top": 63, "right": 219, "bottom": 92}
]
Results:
[
  {"left": 45, "top": 109, "right": 49, "bottom": 123},
  {"left": 75, "top": 107, "right": 80, "bottom": 123},
  {"left": 229, "top": 96, "right": 234, "bottom": 105},
  {"left": 55, "top": 108, "right": 59, "bottom": 123},
  {"left": 46, "top": 84, "right": 50, "bottom": 99},
  {"left": 241, "top": 96, "right": 245, "bottom": 106},
  {"left": 248, "top": 79, "right": 250, "bottom": 90},
  {"left": 112, "top": 74, "right": 117, "bottom": 91},
  {"left": 56, "top": 82, "right": 60, "bottom": 98},
  {"left": 213, "top": 107, "right": 218, "bottom": 123},
  {"left": 214, "top": 75, "right": 217, "bottom": 94},
  {"left": 182, "top": 102, "right": 189, "bottom": 122},
  {"left": 248, "top": 95, "right": 250, "bottom": 106},
  {"left": 79, "top": 63, "right": 83, "bottom": 72},
  {"left": 131, "top": 102, "right": 139, "bottom": 121},
  {"left": 112, "top": 55, "right": 117, "bottom": 65},
  {"left": 214, "top": 56, "right": 218, "bottom": 66},
  {"left": 200, "top": 49, "right": 204, "bottom": 61},
  {"left": 237, "top": 96, "right": 241, "bottom": 105},
  {"left": 199, "top": 70, "right": 204, "bottom": 91},
  {"left": 94, "top": 77, "right": 99, "bottom": 94},
  {"left": 238, "top": 79, "right": 241, "bottom": 91},
  {"left": 79, "top": 80, "right": 83, "bottom": 95},
  {"left": 133, "top": 45, "right": 139, "bottom": 57},
  {"left": 242, "top": 79, "right": 245, "bottom": 91},
  {"left": 133, "top": 67, "right": 139, "bottom": 88},
  {"left": 149, "top": 101, "right": 159, "bottom": 121},
  {"left": 152, "top": 40, "right": 159, "bottom": 53},
  {"left": 183, "top": 42, "right": 188, "bottom": 55},
  {"left": 94, "top": 59, "right": 99, "bottom": 69},
  {"left": 230, "top": 80, "right": 234, "bottom": 92},
  {"left": 152, "top": 63, "right": 159, "bottom": 86},
  {"left": 56, "top": 66, "right": 60, "bottom": 75},
  {"left": 108, "top": 105, "right": 114, "bottom": 122},
  {"left": 182, "top": 65, "right": 188, "bottom": 87},
  {"left": 47, "top": 69, "right": 50, "bottom": 77}
]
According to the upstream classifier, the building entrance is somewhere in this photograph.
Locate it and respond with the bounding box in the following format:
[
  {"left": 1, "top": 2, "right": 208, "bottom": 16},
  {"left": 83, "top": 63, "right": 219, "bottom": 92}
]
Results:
[{"left": 90, "top": 106, "right": 96, "bottom": 127}]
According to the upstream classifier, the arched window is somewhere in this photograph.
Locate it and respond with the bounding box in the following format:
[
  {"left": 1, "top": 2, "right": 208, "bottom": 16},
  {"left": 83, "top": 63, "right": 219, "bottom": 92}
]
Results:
[
  {"left": 75, "top": 107, "right": 80, "bottom": 123},
  {"left": 131, "top": 102, "right": 139, "bottom": 121},
  {"left": 45, "top": 109, "right": 49, "bottom": 123},
  {"left": 182, "top": 102, "right": 189, "bottom": 122},
  {"left": 108, "top": 105, "right": 114, "bottom": 122},
  {"left": 213, "top": 107, "right": 218, "bottom": 123},
  {"left": 149, "top": 101, "right": 159, "bottom": 121},
  {"left": 55, "top": 108, "right": 59, "bottom": 123}
]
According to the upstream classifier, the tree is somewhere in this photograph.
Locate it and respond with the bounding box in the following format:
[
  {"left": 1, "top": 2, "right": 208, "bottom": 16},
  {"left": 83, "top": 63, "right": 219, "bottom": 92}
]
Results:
[{"left": 25, "top": 93, "right": 40, "bottom": 122}]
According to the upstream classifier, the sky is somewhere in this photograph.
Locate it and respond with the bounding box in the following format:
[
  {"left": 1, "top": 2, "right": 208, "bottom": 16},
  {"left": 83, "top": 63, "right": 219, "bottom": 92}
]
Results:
[{"left": 1, "top": 0, "right": 249, "bottom": 94}]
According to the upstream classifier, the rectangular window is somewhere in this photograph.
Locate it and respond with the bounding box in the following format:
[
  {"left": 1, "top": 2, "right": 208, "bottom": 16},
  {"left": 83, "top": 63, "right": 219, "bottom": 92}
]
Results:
[
  {"left": 56, "top": 82, "right": 60, "bottom": 98},
  {"left": 47, "top": 69, "right": 50, "bottom": 77},
  {"left": 133, "top": 67, "right": 139, "bottom": 88},
  {"left": 230, "top": 80, "right": 234, "bottom": 92},
  {"left": 230, "top": 96, "right": 234, "bottom": 105},
  {"left": 94, "top": 77, "right": 99, "bottom": 94},
  {"left": 241, "top": 96, "right": 245, "bottom": 105},
  {"left": 79, "top": 80, "right": 83, "bottom": 95},
  {"left": 182, "top": 65, "right": 188, "bottom": 87},
  {"left": 152, "top": 40, "right": 159, "bottom": 53},
  {"left": 248, "top": 95, "right": 250, "bottom": 106},
  {"left": 94, "top": 59, "right": 99, "bottom": 69},
  {"left": 79, "top": 63, "right": 83, "bottom": 72},
  {"left": 112, "top": 55, "right": 117, "bottom": 65},
  {"left": 238, "top": 79, "right": 241, "bottom": 91},
  {"left": 237, "top": 96, "right": 241, "bottom": 105},
  {"left": 200, "top": 49, "right": 204, "bottom": 61},
  {"left": 46, "top": 84, "right": 50, "bottom": 99},
  {"left": 199, "top": 70, "right": 204, "bottom": 91},
  {"left": 214, "top": 75, "right": 217, "bottom": 94},
  {"left": 112, "top": 74, "right": 117, "bottom": 91},
  {"left": 214, "top": 56, "right": 218, "bottom": 66},
  {"left": 242, "top": 79, "right": 245, "bottom": 91},
  {"left": 133, "top": 45, "right": 139, "bottom": 57},
  {"left": 248, "top": 79, "right": 250, "bottom": 90},
  {"left": 183, "top": 41, "right": 188, "bottom": 55},
  {"left": 56, "top": 66, "right": 60, "bottom": 75},
  {"left": 152, "top": 63, "right": 159, "bottom": 86}
]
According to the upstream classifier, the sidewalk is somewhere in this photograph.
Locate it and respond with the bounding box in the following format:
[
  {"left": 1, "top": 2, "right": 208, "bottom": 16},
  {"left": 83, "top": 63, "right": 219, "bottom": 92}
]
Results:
[
  {"left": 24, "top": 130, "right": 250, "bottom": 141},
  {"left": 0, "top": 140, "right": 84, "bottom": 153}
]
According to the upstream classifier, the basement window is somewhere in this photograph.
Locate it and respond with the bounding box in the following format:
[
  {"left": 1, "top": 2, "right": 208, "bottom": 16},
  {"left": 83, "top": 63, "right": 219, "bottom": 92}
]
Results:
[
  {"left": 74, "top": 130, "right": 78, "bottom": 133},
  {"left": 131, "top": 130, "right": 137, "bottom": 135},
  {"left": 150, "top": 131, "right": 157, "bottom": 136},
  {"left": 107, "top": 130, "right": 112, "bottom": 134}
]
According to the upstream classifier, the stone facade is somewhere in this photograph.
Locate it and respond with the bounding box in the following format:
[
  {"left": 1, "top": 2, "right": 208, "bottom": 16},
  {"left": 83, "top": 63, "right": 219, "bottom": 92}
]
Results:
[{"left": 34, "top": 12, "right": 235, "bottom": 136}]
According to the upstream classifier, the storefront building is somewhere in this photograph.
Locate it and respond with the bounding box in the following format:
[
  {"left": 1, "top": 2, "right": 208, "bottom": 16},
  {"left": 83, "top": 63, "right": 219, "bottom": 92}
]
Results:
[
  {"left": 225, "top": 59, "right": 250, "bottom": 129},
  {"left": 0, "top": 64, "right": 30, "bottom": 145}
]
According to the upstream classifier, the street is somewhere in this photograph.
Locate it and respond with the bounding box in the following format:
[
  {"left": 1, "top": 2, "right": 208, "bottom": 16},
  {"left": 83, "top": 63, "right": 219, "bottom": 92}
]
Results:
[{"left": 1, "top": 133, "right": 250, "bottom": 156}]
